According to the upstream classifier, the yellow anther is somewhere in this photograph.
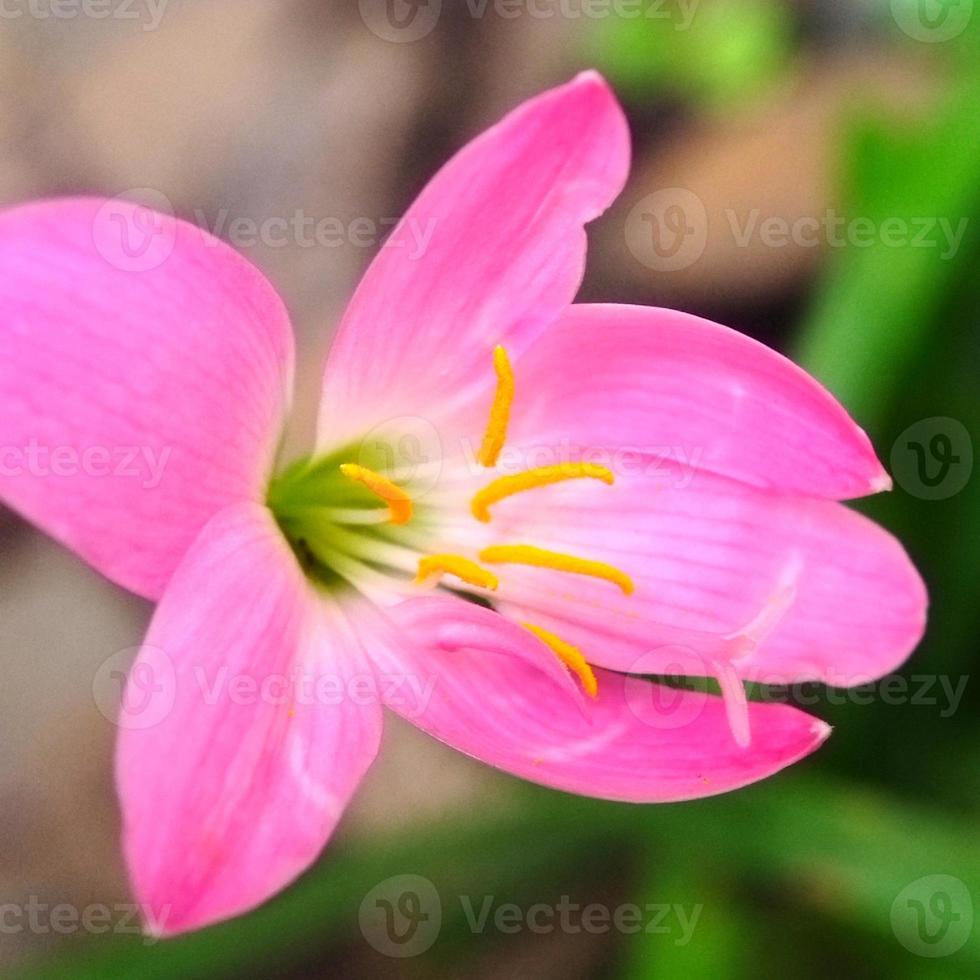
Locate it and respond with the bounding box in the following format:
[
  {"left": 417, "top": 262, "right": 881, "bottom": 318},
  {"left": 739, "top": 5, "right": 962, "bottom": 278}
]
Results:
[
  {"left": 338, "top": 464, "right": 413, "bottom": 525},
  {"left": 415, "top": 554, "right": 499, "bottom": 591},
  {"left": 478, "top": 345, "right": 515, "bottom": 468},
  {"left": 480, "top": 545, "right": 634, "bottom": 595},
  {"left": 471, "top": 463, "right": 614, "bottom": 522},
  {"left": 524, "top": 623, "right": 598, "bottom": 698}
]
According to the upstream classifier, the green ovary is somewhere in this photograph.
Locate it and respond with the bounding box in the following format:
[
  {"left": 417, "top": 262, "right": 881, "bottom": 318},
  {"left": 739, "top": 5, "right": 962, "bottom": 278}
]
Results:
[{"left": 266, "top": 443, "right": 430, "bottom": 592}]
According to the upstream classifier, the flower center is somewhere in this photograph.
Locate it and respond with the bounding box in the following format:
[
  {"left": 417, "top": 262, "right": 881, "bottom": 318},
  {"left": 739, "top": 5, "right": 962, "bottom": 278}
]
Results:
[
  {"left": 268, "top": 346, "right": 636, "bottom": 699},
  {"left": 267, "top": 443, "right": 432, "bottom": 591}
]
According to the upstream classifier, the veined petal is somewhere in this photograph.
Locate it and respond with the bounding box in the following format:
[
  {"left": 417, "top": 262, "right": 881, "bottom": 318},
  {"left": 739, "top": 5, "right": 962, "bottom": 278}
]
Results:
[
  {"left": 509, "top": 304, "right": 891, "bottom": 500},
  {"left": 471, "top": 463, "right": 926, "bottom": 686},
  {"left": 0, "top": 198, "right": 293, "bottom": 599},
  {"left": 317, "top": 72, "right": 630, "bottom": 452},
  {"left": 371, "top": 598, "right": 828, "bottom": 803},
  {"left": 115, "top": 503, "right": 382, "bottom": 936}
]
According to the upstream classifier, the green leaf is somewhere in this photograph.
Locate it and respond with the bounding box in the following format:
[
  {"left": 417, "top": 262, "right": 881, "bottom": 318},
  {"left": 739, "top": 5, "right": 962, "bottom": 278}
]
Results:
[{"left": 795, "top": 46, "right": 980, "bottom": 427}]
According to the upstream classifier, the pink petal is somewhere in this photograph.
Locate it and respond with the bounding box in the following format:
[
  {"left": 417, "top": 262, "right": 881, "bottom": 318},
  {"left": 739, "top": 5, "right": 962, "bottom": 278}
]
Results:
[
  {"left": 370, "top": 597, "right": 828, "bottom": 803},
  {"left": 317, "top": 73, "right": 629, "bottom": 451},
  {"left": 477, "top": 462, "right": 926, "bottom": 686},
  {"left": 115, "top": 503, "right": 381, "bottom": 936},
  {"left": 509, "top": 304, "right": 890, "bottom": 500},
  {"left": 0, "top": 198, "right": 293, "bottom": 599}
]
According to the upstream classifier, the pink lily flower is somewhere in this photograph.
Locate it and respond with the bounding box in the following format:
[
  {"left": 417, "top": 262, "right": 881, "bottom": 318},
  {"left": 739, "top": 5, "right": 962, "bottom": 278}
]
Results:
[{"left": 0, "top": 72, "right": 926, "bottom": 936}]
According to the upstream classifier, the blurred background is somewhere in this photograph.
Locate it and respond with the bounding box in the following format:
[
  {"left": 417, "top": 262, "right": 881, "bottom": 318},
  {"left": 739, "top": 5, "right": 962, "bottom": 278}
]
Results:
[{"left": 0, "top": 0, "right": 977, "bottom": 976}]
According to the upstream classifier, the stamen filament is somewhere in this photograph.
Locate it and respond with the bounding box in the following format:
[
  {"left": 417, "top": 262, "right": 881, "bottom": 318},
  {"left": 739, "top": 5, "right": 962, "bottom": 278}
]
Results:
[
  {"left": 471, "top": 463, "right": 614, "bottom": 522},
  {"left": 326, "top": 524, "right": 420, "bottom": 574},
  {"left": 524, "top": 623, "right": 598, "bottom": 698},
  {"left": 306, "top": 542, "right": 416, "bottom": 602},
  {"left": 415, "top": 554, "right": 499, "bottom": 591},
  {"left": 339, "top": 463, "right": 413, "bottom": 525},
  {"left": 274, "top": 504, "right": 393, "bottom": 527},
  {"left": 480, "top": 544, "right": 634, "bottom": 595},
  {"left": 478, "top": 345, "right": 515, "bottom": 468}
]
